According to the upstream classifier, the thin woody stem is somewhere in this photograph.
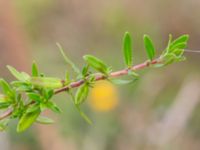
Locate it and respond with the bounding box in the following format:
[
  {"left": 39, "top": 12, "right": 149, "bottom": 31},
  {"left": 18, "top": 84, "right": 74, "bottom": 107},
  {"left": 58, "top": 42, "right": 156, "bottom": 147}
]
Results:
[
  {"left": 54, "top": 59, "right": 158, "bottom": 94},
  {"left": 0, "top": 108, "right": 13, "bottom": 120},
  {"left": 0, "top": 59, "right": 159, "bottom": 120}
]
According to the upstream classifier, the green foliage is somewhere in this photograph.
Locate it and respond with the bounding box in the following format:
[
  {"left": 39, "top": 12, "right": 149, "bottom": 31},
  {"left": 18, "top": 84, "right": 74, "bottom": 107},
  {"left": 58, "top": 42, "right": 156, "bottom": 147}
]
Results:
[
  {"left": 17, "top": 109, "right": 40, "bottom": 132},
  {"left": 83, "top": 55, "right": 110, "bottom": 75},
  {"left": 32, "top": 61, "right": 39, "bottom": 77},
  {"left": 123, "top": 32, "right": 133, "bottom": 67},
  {"left": 110, "top": 78, "right": 136, "bottom": 85},
  {"left": 143, "top": 35, "right": 155, "bottom": 61},
  {"left": 0, "top": 32, "right": 189, "bottom": 133},
  {"left": 7, "top": 65, "right": 30, "bottom": 81},
  {"left": 75, "top": 84, "right": 89, "bottom": 105},
  {"left": 0, "top": 79, "right": 14, "bottom": 97},
  {"left": 30, "top": 77, "right": 64, "bottom": 89},
  {"left": 36, "top": 116, "right": 54, "bottom": 124},
  {"left": 159, "top": 34, "right": 189, "bottom": 66},
  {"left": 57, "top": 43, "right": 80, "bottom": 74}
]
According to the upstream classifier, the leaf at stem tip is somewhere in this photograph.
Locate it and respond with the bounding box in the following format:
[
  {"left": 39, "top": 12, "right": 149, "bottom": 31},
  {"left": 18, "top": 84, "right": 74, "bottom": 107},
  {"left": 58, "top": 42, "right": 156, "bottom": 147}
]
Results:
[
  {"left": 143, "top": 34, "right": 155, "bottom": 61},
  {"left": 32, "top": 61, "right": 39, "bottom": 77},
  {"left": 170, "top": 35, "right": 189, "bottom": 49},
  {"left": 83, "top": 55, "right": 110, "bottom": 75},
  {"left": 56, "top": 43, "right": 80, "bottom": 74},
  {"left": 123, "top": 32, "right": 133, "bottom": 67}
]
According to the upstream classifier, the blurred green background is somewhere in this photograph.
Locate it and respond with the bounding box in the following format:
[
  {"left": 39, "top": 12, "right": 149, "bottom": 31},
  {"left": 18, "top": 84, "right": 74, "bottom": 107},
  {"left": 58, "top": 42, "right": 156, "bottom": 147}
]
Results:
[{"left": 0, "top": 0, "right": 200, "bottom": 150}]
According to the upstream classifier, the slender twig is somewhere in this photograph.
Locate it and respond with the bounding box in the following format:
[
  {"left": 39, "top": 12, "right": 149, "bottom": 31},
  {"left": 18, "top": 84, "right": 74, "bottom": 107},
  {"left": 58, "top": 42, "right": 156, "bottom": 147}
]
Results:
[
  {"left": 54, "top": 59, "right": 158, "bottom": 94},
  {"left": 0, "top": 108, "right": 13, "bottom": 120},
  {"left": 0, "top": 59, "right": 159, "bottom": 120}
]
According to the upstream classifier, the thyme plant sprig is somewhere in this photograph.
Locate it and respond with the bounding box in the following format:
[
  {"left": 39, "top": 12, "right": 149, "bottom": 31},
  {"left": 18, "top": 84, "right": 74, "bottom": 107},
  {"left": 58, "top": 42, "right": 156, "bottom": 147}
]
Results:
[{"left": 0, "top": 32, "right": 189, "bottom": 132}]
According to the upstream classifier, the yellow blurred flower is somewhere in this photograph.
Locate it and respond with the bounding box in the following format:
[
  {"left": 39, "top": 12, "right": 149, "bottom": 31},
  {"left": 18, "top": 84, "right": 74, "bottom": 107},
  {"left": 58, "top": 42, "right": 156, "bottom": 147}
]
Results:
[{"left": 89, "top": 80, "right": 118, "bottom": 112}]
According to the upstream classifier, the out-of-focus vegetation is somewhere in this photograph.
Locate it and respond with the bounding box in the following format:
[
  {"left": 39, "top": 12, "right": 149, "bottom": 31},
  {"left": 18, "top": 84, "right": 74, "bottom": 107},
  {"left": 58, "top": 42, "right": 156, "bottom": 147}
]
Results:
[{"left": 1, "top": 0, "right": 200, "bottom": 150}]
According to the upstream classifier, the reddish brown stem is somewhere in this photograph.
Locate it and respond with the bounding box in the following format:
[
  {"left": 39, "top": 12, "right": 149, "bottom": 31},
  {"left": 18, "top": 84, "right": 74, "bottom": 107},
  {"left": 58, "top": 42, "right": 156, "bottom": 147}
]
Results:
[
  {"left": 54, "top": 59, "right": 158, "bottom": 94},
  {"left": 0, "top": 108, "right": 13, "bottom": 120}
]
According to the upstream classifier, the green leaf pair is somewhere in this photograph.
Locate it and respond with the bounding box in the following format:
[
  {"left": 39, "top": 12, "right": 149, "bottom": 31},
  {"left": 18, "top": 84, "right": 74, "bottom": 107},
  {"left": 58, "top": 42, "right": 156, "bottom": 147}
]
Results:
[{"left": 122, "top": 32, "right": 156, "bottom": 68}]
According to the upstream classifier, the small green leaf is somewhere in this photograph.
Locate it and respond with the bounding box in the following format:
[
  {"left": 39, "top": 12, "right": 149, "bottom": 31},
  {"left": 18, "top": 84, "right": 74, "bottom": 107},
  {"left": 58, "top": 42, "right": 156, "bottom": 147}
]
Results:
[
  {"left": 21, "top": 72, "right": 30, "bottom": 81},
  {"left": 0, "top": 125, "right": 6, "bottom": 131},
  {"left": 83, "top": 55, "right": 109, "bottom": 74},
  {"left": 170, "top": 42, "right": 187, "bottom": 51},
  {"left": 0, "top": 94, "right": 9, "bottom": 102},
  {"left": 12, "top": 81, "right": 32, "bottom": 92},
  {"left": 173, "top": 49, "right": 184, "bottom": 57},
  {"left": 170, "top": 35, "right": 189, "bottom": 50},
  {"left": 65, "top": 71, "right": 70, "bottom": 81},
  {"left": 110, "top": 79, "right": 136, "bottom": 85},
  {"left": 57, "top": 43, "right": 80, "bottom": 74},
  {"left": 143, "top": 35, "right": 155, "bottom": 61},
  {"left": 0, "top": 79, "right": 14, "bottom": 96},
  {"left": 81, "top": 64, "right": 89, "bottom": 77},
  {"left": 75, "top": 105, "right": 93, "bottom": 125},
  {"left": 15, "top": 85, "right": 32, "bottom": 92},
  {"left": 32, "top": 61, "right": 39, "bottom": 77},
  {"left": 17, "top": 109, "right": 40, "bottom": 132},
  {"left": 43, "top": 89, "right": 54, "bottom": 100},
  {"left": 128, "top": 70, "right": 139, "bottom": 78},
  {"left": 30, "top": 77, "right": 63, "bottom": 89},
  {"left": 26, "top": 104, "right": 40, "bottom": 113},
  {"left": 0, "top": 119, "right": 9, "bottom": 131},
  {"left": 7, "top": 65, "right": 25, "bottom": 81},
  {"left": 40, "top": 103, "right": 47, "bottom": 112},
  {"left": 123, "top": 32, "right": 133, "bottom": 67},
  {"left": 88, "top": 74, "right": 96, "bottom": 83},
  {"left": 11, "top": 81, "right": 27, "bottom": 86},
  {"left": 152, "top": 64, "right": 165, "bottom": 68},
  {"left": 36, "top": 116, "right": 54, "bottom": 124},
  {"left": 46, "top": 101, "right": 62, "bottom": 113},
  {"left": 75, "top": 84, "right": 89, "bottom": 105},
  {"left": 0, "top": 102, "right": 11, "bottom": 109},
  {"left": 27, "top": 93, "right": 41, "bottom": 102},
  {"left": 162, "top": 53, "right": 177, "bottom": 65}
]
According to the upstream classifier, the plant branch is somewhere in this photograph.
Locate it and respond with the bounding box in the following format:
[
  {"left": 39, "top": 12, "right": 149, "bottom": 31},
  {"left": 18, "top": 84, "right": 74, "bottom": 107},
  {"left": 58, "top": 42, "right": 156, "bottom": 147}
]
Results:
[
  {"left": 0, "top": 108, "right": 13, "bottom": 120},
  {"left": 54, "top": 59, "right": 158, "bottom": 94},
  {"left": 0, "top": 59, "right": 159, "bottom": 121}
]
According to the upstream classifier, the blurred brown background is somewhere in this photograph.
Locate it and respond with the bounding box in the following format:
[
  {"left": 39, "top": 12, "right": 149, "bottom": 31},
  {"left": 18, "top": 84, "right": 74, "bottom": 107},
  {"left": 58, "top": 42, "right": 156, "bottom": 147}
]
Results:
[{"left": 0, "top": 0, "right": 200, "bottom": 150}]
